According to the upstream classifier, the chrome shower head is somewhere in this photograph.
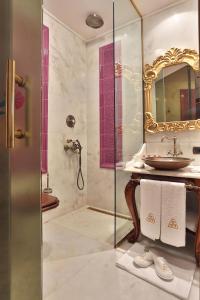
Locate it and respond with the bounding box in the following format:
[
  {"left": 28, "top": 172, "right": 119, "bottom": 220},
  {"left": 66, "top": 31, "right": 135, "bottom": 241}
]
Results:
[{"left": 86, "top": 13, "right": 104, "bottom": 29}]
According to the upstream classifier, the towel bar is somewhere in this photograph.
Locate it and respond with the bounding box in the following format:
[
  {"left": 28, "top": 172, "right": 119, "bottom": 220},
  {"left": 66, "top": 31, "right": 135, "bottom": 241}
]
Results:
[{"left": 130, "top": 178, "right": 200, "bottom": 191}]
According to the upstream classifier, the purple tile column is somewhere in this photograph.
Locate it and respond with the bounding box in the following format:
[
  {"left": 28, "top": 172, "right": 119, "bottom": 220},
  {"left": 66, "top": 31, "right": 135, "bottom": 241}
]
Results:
[
  {"left": 99, "top": 42, "right": 122, "bottom": 169},
  {"left": 41, "top": 25, "right": 49, "bottom": 173}
]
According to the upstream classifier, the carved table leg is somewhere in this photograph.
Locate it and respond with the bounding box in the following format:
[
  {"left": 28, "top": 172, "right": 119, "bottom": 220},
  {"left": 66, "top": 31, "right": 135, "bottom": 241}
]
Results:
[
  {"left": 125, "top": 178, "right": 140, "bottom": 243},
  {"left": 194, "top": 180, "right": 200, "bottom": 266}
]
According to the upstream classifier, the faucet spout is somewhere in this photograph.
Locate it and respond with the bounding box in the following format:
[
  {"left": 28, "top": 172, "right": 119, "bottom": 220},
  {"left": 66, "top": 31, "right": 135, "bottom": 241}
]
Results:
[
  {"left": 161, "top": 135, "right": 183, "bottom": 157},
  {"left": 161, "top": 136, "right": 169, "bottom": 143}
]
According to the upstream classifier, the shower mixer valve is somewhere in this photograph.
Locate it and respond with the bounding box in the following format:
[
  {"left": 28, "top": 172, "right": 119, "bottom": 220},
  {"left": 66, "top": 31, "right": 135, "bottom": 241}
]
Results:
[
  {"left": 64, "top": 139, "right": 84, "bottom": 191},
  {"left": 64, "top": 139, "right": 82, "bottom": 153}
]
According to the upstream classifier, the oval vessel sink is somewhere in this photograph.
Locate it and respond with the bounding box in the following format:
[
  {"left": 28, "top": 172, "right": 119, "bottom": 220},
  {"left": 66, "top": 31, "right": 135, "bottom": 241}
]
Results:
[{"left": 144, "top": 157, "right": 193, "bottom": 170}]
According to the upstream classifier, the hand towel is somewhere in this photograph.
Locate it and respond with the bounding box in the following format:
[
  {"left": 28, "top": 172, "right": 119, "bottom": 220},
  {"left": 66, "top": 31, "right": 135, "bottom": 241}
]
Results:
[
  {"left": 161, "top": 181, "right": 186, "bottom": 247},
  {"left": 134, "top": 143, "right": 147, "bottom": 160},
  {"left": 126, "top": 143, "right": 147, "bottom": 169},
  {"left": 140, "top": 179, "right": 162, "bottom": 240}
]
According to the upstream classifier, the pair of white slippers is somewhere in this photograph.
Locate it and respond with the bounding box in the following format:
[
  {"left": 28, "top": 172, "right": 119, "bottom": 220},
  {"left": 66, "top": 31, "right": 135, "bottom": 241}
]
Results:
[{"left": 134, "top": 251, "right": 174, "bottom": 281}]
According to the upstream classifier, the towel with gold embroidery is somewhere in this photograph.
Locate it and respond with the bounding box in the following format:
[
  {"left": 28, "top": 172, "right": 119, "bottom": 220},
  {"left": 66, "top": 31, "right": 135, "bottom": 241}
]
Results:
[
  {"left": 140, "top": 179, "right": 161, "bottom": 240},
  {"left": 161, "top": 181, "right": 186, "bottom": 247}
]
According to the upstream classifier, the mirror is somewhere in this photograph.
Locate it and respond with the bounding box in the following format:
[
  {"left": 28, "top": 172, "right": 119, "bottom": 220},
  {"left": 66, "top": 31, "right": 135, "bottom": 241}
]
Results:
[
  {"left": 154, "top": 63, "right": 197, "bottom": 122},
  {"left": 144, "top": 48, "right": 200, "bottom": 133}
]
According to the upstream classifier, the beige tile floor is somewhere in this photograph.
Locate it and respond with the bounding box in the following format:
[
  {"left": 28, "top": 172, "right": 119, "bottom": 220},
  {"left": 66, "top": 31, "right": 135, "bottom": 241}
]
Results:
[
  {"left": 52, "top": 206, "right": 132, "bottom": 245},
  {"left": 43, "top": 206, "right": 199, "bottom": 300}
]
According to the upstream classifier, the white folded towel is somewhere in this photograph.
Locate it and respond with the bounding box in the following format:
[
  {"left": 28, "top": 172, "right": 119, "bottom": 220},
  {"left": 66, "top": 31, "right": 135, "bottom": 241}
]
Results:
[
  {"left": 126, "top": 143, "right": 147, "bottom": 169},
  {"left": 134, "top": 143, "right": 147, "bottom": 160},
  {"left": 161, "top": 181, "right": 186, "bottom": 247},
  {"left": 140, "top": 179, "right": 162, "bottom": 240}
]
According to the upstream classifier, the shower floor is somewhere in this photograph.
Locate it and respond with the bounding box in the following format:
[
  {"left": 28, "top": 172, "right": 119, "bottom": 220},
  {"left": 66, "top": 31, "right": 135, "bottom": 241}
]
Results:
[
  {"left": 43, "top": 206, "right": 132, "bottom": 299},
  {"left": 43, "top": 206, "right": 199, "bottom": 300},
  {"left": 43, "top": 205, "right": 132, "bottom": 255}
]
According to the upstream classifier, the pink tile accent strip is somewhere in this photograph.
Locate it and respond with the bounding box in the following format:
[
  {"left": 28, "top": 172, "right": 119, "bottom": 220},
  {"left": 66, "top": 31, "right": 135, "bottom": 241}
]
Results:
[
  {"left": 99, "top": 42, "right": 122, "bottom": 169},
  {"left": 41, "top": 25, "right": 49, "bottom": 173}
]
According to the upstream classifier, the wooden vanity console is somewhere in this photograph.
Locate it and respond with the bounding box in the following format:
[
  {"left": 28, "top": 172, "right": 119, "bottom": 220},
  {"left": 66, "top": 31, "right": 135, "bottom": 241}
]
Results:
[{"left": 124, "top": 166, "right": 200, "bottom": 266}]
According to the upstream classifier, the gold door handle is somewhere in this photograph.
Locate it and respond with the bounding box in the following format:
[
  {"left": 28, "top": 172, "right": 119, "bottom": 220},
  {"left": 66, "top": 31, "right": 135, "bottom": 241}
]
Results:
[
  {"left": 6, "top": 59, "right": 26, "bottom": 148},
  {"left": 15, "top": 74, "right": 26, "bottom": 88}
]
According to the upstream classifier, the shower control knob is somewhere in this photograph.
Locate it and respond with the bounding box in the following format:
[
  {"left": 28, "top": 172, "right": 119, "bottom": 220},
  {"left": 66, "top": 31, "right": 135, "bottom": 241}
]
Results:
[{"left": 66, "top": 115, "right": 76, "bottom": 128}]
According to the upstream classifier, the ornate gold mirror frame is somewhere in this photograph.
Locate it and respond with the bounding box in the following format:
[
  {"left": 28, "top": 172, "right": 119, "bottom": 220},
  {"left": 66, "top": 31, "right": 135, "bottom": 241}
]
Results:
[{"left": 144, "top": 48, "right": 199, "bottom": 133}]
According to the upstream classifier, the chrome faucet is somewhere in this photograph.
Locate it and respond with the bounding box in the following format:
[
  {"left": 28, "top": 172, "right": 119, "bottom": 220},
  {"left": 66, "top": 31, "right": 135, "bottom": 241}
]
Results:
[{"left": 161, "top": 136, "right": 183, "bottom": 157}]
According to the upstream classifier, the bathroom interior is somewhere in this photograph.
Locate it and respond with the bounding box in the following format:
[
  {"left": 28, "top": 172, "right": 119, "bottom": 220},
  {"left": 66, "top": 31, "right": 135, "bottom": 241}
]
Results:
[{"left": 41, "top": 0, "right": 200, "bottom": 299}]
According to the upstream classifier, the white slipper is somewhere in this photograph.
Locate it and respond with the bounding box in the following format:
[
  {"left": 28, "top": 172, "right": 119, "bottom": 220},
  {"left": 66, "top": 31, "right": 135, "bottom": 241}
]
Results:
[
  {"left": 154, "top": 256, "right": 174, "bottom": 281},
  {"left": 134, "top": 251, "right": 154, "bottom": 268}
]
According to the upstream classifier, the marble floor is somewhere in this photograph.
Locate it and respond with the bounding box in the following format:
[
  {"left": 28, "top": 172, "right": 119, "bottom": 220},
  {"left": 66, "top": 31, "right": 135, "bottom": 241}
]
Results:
[{"left": 43, "top": 206, "right": 199, "bottom": 300}]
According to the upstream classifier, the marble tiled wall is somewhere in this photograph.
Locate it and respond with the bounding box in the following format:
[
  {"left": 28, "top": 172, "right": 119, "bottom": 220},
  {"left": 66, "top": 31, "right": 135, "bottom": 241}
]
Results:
[
  {"left": 43, "top": 12, "right": 87, "bottom": 213},
  {"left": 143, "top": 0, "right": 198, "bottom": 65},
  {"left": 43, "top": 12, "right": 142, "bottom": 216},
  {"left": 143, "top": 0, "right": 200, "bottom": 163}
]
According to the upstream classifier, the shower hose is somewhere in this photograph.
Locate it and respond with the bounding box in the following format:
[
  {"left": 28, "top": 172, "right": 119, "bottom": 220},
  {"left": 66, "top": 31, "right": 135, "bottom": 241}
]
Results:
[{"left": 76, "top": 140, "right": 84, "bottom": 190}]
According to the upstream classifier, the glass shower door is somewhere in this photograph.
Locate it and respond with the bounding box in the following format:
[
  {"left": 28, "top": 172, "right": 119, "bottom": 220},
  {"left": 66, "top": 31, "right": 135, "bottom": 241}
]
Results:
[
  {"left": 0, "top": 2, "right": 12, "bottom": 298},
  {"left": 114, "top": 0, "right": 143, "bottom": 245},
  {"left": 0, "top": 0, "right": 42, "bottom": 299}
]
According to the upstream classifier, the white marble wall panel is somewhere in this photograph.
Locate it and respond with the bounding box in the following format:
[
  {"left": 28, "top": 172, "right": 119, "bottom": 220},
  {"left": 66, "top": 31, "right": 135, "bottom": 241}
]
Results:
[
  {"left": 43, "top": 12, "right": 87, "bottom": 212},
  {"left": 143, "top": 0, "right": 198, "bottom": 65},
  {"left": 43, "top": 12, "right": 143, "bottom": 216}
]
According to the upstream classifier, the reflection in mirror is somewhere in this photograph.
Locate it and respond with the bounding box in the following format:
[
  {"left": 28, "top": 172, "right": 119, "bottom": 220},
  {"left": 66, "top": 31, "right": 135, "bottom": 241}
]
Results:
[{"left": 153, "top": 63, "right": 198, "bottom": 122}]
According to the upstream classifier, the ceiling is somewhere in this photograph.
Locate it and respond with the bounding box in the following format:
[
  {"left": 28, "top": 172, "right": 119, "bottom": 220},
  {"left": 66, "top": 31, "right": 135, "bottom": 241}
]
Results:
[
  {"left": 134, "top": 0, "right": 182, "bottom": 16},
  {"left": 43, "top": 0, "right": 184, "bottom": 41}
]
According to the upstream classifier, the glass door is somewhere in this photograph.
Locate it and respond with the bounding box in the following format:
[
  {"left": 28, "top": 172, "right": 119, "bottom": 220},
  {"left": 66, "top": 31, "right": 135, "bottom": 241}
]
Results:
[
  {"left": 114, "top": 0, "right": 143, "bottom": 245},
  {"left": 0, "top": 0, "right": 42, "bottom": 299}
]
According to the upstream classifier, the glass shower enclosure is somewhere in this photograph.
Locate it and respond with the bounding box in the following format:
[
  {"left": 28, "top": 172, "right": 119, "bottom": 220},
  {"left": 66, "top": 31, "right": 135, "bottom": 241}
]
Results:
[{"left": 114, "top": 0, "right": 143, "bottom": 246}]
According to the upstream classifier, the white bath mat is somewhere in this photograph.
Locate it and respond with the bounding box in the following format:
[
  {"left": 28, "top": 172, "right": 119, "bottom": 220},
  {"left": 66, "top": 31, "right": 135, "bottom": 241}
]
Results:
[{"left": 116, "top": 242, "right": 196, "bottom": 299}]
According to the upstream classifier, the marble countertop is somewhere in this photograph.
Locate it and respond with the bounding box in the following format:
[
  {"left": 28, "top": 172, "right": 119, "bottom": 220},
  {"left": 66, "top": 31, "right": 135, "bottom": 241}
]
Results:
[{"left": 121, "top": 165, "right": 200, "bottom": 179}]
